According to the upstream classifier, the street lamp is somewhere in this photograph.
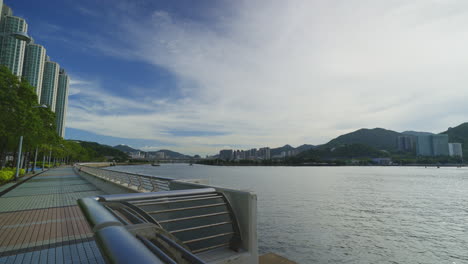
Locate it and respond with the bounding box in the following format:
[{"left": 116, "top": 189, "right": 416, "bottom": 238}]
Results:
[
  {"left": 9, "top": 31, "right": 33, "bottom": 180},
  {"left": 14, "top": 104, "right": 48, "bottom": 180}
]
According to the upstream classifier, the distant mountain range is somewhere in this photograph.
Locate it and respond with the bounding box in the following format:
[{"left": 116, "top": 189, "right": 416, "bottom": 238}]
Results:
[
  {"left": 323, "top": 128, "right": 401, "bottom": 151},
  {"left": 113, "top": 144, "right": 139, "bottom": 153},
  {"left": 108, "top": 122, "right": 468, "bottom": 160},
  {"left": 270, "top": 144, "right": 315, "bottom": 156},
  {"left": 296, "top": 122, "right": 468, "bottom": 160},
  {"left": 401, "top": 131, "right": 434, "bottom": 136},
  {"left": 66, "top": 140, "right": 129, "bottom": 161},
  {"left": 113, "top": 144, "right": 191, "bottom": 159}
]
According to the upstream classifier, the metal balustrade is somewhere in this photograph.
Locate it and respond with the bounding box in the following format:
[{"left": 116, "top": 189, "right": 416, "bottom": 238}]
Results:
[
  {"left": 75, "top": 164, "right": 172, "bottom": 192},
  {"left": 79, "top": 189, "right": 243, "bottom": 264},
  {"left": 75, "top": 163, "right": 258, "bottom": 263}
]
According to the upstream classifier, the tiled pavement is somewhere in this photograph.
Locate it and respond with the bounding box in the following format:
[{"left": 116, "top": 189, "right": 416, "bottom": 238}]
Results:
[{"left": 0, "top": 167, "right": 106, "bottom": 264}]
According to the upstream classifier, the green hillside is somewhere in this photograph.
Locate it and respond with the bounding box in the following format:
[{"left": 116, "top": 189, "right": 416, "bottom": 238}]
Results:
[
  {"left": 113, "top": 144, "right": 140, "bottom": 153},
  {"left": 75, "top": 141, "right": 129, "bottom": 161},
  {"left": 441, "top": 123, "right": 468, "bottom": 159},
  {"left": 323, "top": 128, "right": 401, "bottom": 151},
  {"left": 270, "top": 145, "right": 295, "bottom": 156},
  {"left": 147, "top": 149, "right": 191, "bottom": 159},
  {"left": 297, "top": 143, "right": 389, "bottom": 161}
]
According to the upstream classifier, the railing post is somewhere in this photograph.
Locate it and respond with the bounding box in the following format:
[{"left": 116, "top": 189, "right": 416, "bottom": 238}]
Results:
[
  {"left": 151, "top": 178, "right": 158, "bottom": 192},
  {"left": 137, "top": 177, "right": 143, "bottom": 191}
]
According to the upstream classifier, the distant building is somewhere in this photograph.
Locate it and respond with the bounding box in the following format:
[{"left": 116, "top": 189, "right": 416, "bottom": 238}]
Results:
[
  {"left": 156, "top": 152, "right": 166, "bottom": 159},
  {"left": 258, "top": 147, "right": 271, "bottom": 160},
  {"left": 219, "top": 149, "right": 233, "bottom": 161},
  {"left": 416, "top": 134, "right": 449, "bottom": 156},
  {"left": 416, "top": 135, "right": 433, "bottom": 156},
  {"left": 22, "top": 42, "right": 46, "bottom": 98},
  {"left": 432, "top": 134, "right": 449, "bottom": 156},
  {"left": 130, "top": 151, "right": 145, "bottom": 159},
  {"left": 0, "top": 5, "right": 28, "bottom": 77},
  {"left": 55, "top": 68, "right": 69, "bottom": 137},
  {"left": 233, "top": 150, "right": 246, "bottom": 160},
  {"left": 448, "top": 143, "right": 463, "bottom": 157},
  {"left": 246, "top": 149, "right": 257, "bottom": 160},
  {"left": 0, "top": 1, "right": 3, "bottom": 23},
  {"left": 397, "top": 136, "right": 413, "bottom": 152},
  {"left": 0, "top": 3, "right": 69, "bottom": 138},
  {"left": 40, "top": 58, "right": 60, "bottom": 111}
]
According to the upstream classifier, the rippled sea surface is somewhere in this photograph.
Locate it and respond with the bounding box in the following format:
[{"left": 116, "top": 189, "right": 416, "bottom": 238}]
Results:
[{"left": 107, "top": 164, "right": 468, "bottom": 264}]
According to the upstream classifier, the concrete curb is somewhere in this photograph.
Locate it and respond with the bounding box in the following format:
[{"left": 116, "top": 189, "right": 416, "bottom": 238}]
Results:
[{"left": 0, "top": 169, "right": 49, "bottom": 197}]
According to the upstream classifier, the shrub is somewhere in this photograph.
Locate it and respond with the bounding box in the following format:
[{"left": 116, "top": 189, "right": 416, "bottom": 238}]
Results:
[
  {"left": 0, "top": 168, "right": 26, "bottom": 183},
  {"left": 0, "top": 170, "right": 14, "bottom": 183}
]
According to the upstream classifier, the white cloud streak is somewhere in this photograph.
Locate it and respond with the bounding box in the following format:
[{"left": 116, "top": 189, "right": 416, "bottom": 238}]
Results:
[{"left": 68, "top": 0, "right": 468, "bottom": 154}]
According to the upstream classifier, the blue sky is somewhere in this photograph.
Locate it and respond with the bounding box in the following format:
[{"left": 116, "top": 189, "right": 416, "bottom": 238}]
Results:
[{"left": 8, "top": 0, "right": 468, "bottom": 155}]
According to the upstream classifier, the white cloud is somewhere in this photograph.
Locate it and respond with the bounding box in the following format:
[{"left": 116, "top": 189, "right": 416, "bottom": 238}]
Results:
[{"left": 68, "top": 0, "right": 468, "bottom": 155}]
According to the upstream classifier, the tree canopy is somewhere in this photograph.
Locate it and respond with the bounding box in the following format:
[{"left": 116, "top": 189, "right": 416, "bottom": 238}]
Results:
[{"left": 0, "top": 66, "right": 128, "bottom": 168}]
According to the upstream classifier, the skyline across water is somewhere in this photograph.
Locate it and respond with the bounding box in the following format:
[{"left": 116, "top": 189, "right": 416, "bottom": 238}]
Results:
[{"left": 108, "top": 164, "right": 468, "bottom": 263}]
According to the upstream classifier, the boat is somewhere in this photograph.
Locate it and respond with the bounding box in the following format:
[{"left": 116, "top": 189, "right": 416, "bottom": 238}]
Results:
[{"left": 151, "top": 162, "right": 160, "bottom": 166}]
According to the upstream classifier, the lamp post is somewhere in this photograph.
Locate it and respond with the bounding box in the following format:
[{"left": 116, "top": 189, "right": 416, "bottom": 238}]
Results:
[
  {"left": 9, "top": 32, "right": 33, "bottom": 181},
  {"left": 14, "top": 104, "right": 47, "bottom": 180}
]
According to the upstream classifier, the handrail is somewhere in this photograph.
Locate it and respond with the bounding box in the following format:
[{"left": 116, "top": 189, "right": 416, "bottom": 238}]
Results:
[
  {"left": 75, "top": 164, "right": 173, "bottom": 192},
  {"left": 75, "top": 163, "right": 258, "bottom": 263},
  {"left": 95, "top": 225, "right": 166, "bottom": 264}
]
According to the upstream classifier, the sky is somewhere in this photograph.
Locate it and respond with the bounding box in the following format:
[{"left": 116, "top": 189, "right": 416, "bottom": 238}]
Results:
[{"left": 9, "top": 0, "right": 468, "bottom": 155}]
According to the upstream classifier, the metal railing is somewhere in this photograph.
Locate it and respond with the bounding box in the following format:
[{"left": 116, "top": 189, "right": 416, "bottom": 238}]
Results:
[
  {"left": 75, "top": 164, "right": 172, "bottom": 192},
  {"left": 78, "top": 188, "right": 243, "bottom": 263},
  {"left": 75, "top": 163, "right": 258, "bottom": 263}
]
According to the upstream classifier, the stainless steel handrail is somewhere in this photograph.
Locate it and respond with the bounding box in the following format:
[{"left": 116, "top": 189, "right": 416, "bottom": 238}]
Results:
[
  {"left": 75, "top": 164, "right": 172, "bottom": 192},
  {"left": 75, "top": 164, "right": 257, "bottom": 263}
]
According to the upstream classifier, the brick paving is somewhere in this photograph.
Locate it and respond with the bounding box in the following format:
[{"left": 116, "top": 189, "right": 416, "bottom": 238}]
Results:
[{"left": 0, "top": 167, "right": 106, "bottom": 264}]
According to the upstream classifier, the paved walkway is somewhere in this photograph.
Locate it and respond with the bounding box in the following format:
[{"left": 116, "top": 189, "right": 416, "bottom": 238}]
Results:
[{"left": 0, "top": 167, "right": 106, "bottom": 264}]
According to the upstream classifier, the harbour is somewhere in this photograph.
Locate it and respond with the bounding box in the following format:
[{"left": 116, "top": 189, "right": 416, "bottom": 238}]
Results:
[
  {"left": 108, "top": 164, "right": 468, "bottom": 263},
  {"left": 1, "top": 0, "right": 468, "bottom": 263}
]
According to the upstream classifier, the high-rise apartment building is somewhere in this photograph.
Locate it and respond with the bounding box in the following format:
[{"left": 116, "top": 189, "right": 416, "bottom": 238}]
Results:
[
  {"left": 432, "top": 134, "right": 449, "bottom": 156},
  {"left": 258, "top": 147, "right": 271, "bottom": 160},
  {"left": 0, "top": 1, "right": 3, "bottom": 23},
  {"left": 219, "top": 149, "right": 233, "bottom": 161},
  {"left": 0, "top": 2, "right": 70, "bottom": 138},
  {"left": 397, "top": 136, "right": 413, "bottom": 152},
  {"left": 0, "top": 5, "right": 28, "bottom": 77},
  {"left": 55, "top": 68, "right": 69, "bottom": 137},
  {"left": 448, "top": 143, "right": 463, "bottom": 157},
  {"left": 416, "top": 134, "right": 450, "bottom": 156},
  {"left": 22, "top": 41, "right": 46, "bottom": 98},
  {"left": 40, "top": 59, "right": 60, "bottom": 112},
  {"left": 416, "top": 135, "right": 433, "bottom": 156}
]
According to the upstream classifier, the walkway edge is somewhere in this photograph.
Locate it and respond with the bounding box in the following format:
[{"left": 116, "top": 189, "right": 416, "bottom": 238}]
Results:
[{"left": 0, "top": 169, "right": 49, "bottom": 197}]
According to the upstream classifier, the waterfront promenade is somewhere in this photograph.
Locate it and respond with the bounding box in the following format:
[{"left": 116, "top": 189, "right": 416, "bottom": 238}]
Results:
[{"left": 0, "top": 167, "right": 105, "bottom": 264}]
